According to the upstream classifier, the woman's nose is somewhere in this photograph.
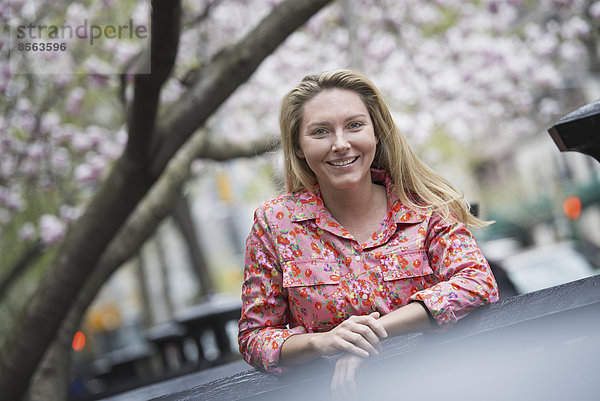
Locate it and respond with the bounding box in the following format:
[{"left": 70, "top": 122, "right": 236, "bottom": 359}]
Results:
[{"left": 332, "top": 131, "right": 350, "bottom": 152}]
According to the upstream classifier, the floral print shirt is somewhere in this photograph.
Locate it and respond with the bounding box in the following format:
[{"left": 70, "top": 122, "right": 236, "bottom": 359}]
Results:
[{"left": 238, "top": 169, "right": 499, "bottom": 373}]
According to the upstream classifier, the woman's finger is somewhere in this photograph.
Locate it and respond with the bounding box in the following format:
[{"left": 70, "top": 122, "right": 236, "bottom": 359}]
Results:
[
  {"left": 344, "top": 359, "right": 357, "bottom": 393},
  {"left": 338, "top": 330, "right": 379, "bottom": 356},
  {"left": 349, "top": 323, "right": 383, "bottom": 352},
  {"left": 331, "top": 355, "right": 362, "bottom": 400},
  {"left": 351, "top": 312, "right": 388, "bottom": 339},
  {"left": 331, "top": 359, "right": 349, "bottom": 400},
  {"left": 335, "top": 335, "right": 371, "bottom": 357},
  {"left": 339, "top": 317, "right": 384, "bottom": 353}
]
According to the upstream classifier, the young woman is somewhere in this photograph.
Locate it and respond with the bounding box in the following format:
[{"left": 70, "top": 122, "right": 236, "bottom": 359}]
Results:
[{"left": 238, "top": 70, "right": 499, "bottom": 393}]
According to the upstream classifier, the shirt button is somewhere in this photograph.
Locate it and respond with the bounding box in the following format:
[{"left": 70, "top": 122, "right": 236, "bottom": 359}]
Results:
[{"left": 355, "top": 255, "right": 361, "bottom": 262}]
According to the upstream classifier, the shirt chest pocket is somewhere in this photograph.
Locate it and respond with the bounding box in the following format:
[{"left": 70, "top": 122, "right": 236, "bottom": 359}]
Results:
[
  {"left": 377, "top": 249, "right": 434, "bottom": 281},
  {"left": 282, "top": 260, "right": 340, "bottom": 288}
]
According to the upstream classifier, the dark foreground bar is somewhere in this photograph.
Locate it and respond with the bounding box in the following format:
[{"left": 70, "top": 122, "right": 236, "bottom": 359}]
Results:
[{"left": 107, "top": 273, "right": 600, "bottom": 401}]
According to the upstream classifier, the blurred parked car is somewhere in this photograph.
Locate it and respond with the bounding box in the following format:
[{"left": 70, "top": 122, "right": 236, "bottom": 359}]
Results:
[{"left": 488, "top": 241, "right": 599, "bottom": 295}]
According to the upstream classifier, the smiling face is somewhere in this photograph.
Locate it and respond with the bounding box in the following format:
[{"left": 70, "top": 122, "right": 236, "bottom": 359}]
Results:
[{"left": 296, "top": 88, "right": 378, "bottom": 194}]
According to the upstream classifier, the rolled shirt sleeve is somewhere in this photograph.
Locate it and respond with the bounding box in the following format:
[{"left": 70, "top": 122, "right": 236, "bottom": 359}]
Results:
[
  {"left": 409, "top": 213, "right": 499, "bottom": 327},
  {"left": 238, "top": 206, "right": 307, "bottom": 373}
]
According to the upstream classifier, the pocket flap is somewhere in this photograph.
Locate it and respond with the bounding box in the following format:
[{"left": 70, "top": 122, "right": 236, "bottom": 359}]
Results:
[
  {"left": 378, "top": 249, "right": 433, "bottom": 281},
  {"left": 282, "top": 260, "right": 340, "bottom": 287}
]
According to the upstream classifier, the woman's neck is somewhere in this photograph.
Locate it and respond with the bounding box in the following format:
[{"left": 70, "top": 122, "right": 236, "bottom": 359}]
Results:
[{"left": 319, "top": 181, "right": 388, "bottom": 243}]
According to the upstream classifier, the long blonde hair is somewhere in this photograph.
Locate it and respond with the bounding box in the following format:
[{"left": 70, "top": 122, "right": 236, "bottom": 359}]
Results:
[{"left": 279, "top": 69, "right": 489, "bottom": 228}]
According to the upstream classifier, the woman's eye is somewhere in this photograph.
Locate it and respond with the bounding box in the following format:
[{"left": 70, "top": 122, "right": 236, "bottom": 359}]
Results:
[
  {"left": 311, "top": 128, "right": 328, "bottom": 136},
  {"left": 348, "top": 121, "right": 363, "bottom": 130}
]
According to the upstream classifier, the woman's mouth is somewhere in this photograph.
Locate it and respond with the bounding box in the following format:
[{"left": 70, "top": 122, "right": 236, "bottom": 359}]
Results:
[{"left": 327, "top": 156, "right": 358, "bottom": 167}]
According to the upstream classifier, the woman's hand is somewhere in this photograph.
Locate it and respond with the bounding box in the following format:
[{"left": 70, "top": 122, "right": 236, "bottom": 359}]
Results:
[
  {"left": 331, "top": 353, "right": 366, "bottom": 400},
  {"left": 312, "top": 311, "right": 387, "bottom": 358}
]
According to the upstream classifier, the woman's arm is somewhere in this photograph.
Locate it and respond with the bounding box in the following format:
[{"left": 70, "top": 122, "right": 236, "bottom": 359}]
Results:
[
  {"left": 409, "top": 216, "right": 499, "bottom": 326},
  {"left": 238, "top": 206, "right": 308, "bottom": 373},
  {"left": 281, "top": 301, "right": 432, "bottom": 367},
  {"left": 377, "top": 300, "right": 433, "bottom": 336}
]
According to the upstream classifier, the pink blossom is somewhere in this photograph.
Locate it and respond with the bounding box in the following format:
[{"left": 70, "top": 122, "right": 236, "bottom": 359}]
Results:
[
  {"left": 112, "top": 42, "right": 140, "bottom": 68},
  {"left": 65, "top": 3, "right": 88, "bottom": 27},
  {"left": 115, "top": 127, "right": 128, "bottom": 146},
  {"left": 74, "top": 155, "right": 106, "bottom": 185},
  {"left": 83, "top": 57, "right": 112, "bottom": 84},
  {"left": 16, "top": 114, "right": 36, "bottom": 134},
  {"left": 66, "top": 88, "right": 86, "bottom": 115},
  {"left": 411, "top": 4, "right": 441, "bottom": 25},
  {"left": 560, "top": 41, "right": 586, "bottom": 62},
  {"left": 1, "top": 190, "right": 24, "bottom": 212},
  {"left": 27, "top": 142, "right": 46, "bottom": 161},
  {"left": 529, "top": 32, "right": 559, "bottom": 57},
  {"left": 55, "top": 74, "right": 73, "bottom": 90},
  {"left": 590, "top": 2, "right": 600, "bottom": 19},
  {"left": 533, "top": 65, "right": 561, "bottom": 88},
  {"left": 60, "top": 205, "right": 82, "bottom": 223},
  {"left": 19, "top": 222, "right": 37, "bottom": 242},
  {"left": 9, "top": 0, "right": 25, "bottom": 12},
  {"left": 51, "top": 147, "right": 70, "bottom": 171},
  {"left": 16, "top": 98, "right": 31, "bottom": 114},
  {"left": 74, "top": 163, "right": 97, "bottom": 184},
  {"left": 562, "top": 16, "right": 590, "bottom": 39},
  {"left": 20, "top": 159, "right": 39, "bottom": 177},
  {"left": 539, "top": 97, "right": 561, "bottom": 118},
  {"left": 40, "top": 178, "right": 54, "bottom": 192},
  {"left": 71, "top": 131, "right": 93, "bottom": 153},
  {"left": 39, "top": 214, "right": 66, "bottom": 246},
  {"left": 131, "top": 1, "right": 151, "bottom": 27},
  {"left": 87, "top": 125, "right": 105, "bottom": 147},
  {"left": 98, "top": 140, "right": 123, "bottom": 160},
  {"left": 40, "top": 113, "right": 60, "bottom": 135}
]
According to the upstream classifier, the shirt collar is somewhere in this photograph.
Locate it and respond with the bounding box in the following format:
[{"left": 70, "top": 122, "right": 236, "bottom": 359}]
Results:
[{"left": 290, "top": 169, "right": 428, "bottom": 225}]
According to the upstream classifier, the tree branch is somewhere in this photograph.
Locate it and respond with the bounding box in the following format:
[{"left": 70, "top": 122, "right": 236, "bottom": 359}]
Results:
[
  {"left": 0, "top": 1, "right": 182, "bottom": 399},
  {"left": 149, "top": 0, "right": 333, "bottom": 176},
  {"left": 196, "top": 135, "right": 279, "bottom": 161},
  {"left": 0, "top": 241, "right": 43, "bottom": 301},
  {"left": 126, "top": 0, "right": 181, "bottom": 165}
]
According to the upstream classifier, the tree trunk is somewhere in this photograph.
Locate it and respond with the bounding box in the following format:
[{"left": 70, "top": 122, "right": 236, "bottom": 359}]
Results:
[
  {"left": 21, "top": 131, "right": 276, "bottom": 399},
  {"left": 154, "top": 230, "right": 176, "bottom": 319},
  {"left": 22, "top": 299, "right": 78, "bottom": 401},
  {"left": 0, "top": 0, "right": 332, "bottom": 399},
  {"left": 172, "top": 194, "right": 216, "bottom": 297},
  {"left": 135, "top": 255, "right": 155, "bottom": 328}
]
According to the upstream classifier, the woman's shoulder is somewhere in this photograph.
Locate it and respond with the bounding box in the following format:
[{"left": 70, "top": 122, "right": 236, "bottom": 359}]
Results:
[{"left": 254, "top": 190, "right": 317, "bottom": 218}]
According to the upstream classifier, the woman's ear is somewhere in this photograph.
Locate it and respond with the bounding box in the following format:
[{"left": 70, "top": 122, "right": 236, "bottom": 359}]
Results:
[{"left": 295, "top": 147, "right": 305, "bottom": 158}]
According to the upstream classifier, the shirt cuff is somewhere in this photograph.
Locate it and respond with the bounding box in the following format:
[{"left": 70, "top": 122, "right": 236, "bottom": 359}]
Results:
[
  {"left": 408, "top": 289, "right": 457, "bottom": 329},
  {"left": 261, "top": 325, "right": 308, "bottom": 374}
]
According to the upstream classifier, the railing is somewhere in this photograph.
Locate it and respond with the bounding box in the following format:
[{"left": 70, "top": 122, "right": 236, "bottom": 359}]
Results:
[
  {"left": 102, "top": 273, "right": 600, "bottom": 401},
  {"left": 71, "top": 296, "right": 243, "bottom": 401}
]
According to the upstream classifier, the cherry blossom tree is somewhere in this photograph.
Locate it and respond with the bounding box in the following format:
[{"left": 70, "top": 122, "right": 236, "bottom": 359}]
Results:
[{"left": 0, "top": 0, "right": 333, "bottom": 399}]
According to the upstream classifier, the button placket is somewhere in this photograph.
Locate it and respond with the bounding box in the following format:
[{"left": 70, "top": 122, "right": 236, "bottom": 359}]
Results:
[{"left": 353, "top": 243, "right": 363, "bottom": 263}]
